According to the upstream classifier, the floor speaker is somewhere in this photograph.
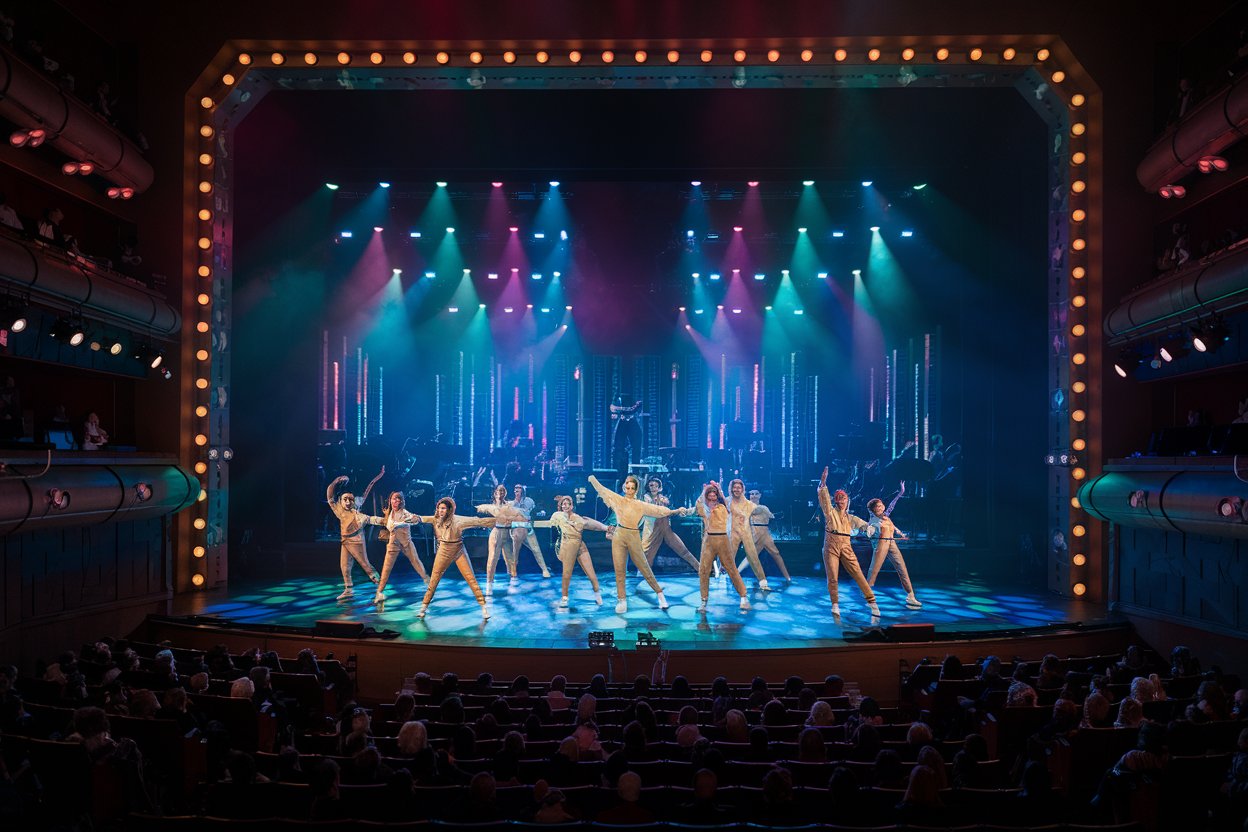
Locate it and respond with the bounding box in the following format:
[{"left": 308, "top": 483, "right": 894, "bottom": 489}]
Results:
[
  {"left": 314, "top": 619, "right": 365, "bottom": 638},
  {"left": 886, "top": 622, "right": 935, "bottom": 642}
]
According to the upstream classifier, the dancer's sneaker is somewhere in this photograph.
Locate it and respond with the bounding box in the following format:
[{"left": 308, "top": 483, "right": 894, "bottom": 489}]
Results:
[
  {"left": 657, "top": 591, "right": 669, "bottom": 610},
  {"left": 484, "top": 581, "right": 493, "bottom": 597},
  {"left": 368, "top": 571, "right": 380, "bottom": 584},
  {"left": 905, "top": 594, "right": 923, "bottom": 609},
  {"left": 482, "top": 604, "right": 491, "bottom": 620},
  {"left": 739, "top": 596, "right": 751, "bottom": 612},
  {"left": 615, "top": 599, "right": 627, "bottom": 614},
  {"left": 373, "top": 591, "right": 385, "bottom": 606},
  {"left": 594, "top": 591, "right": 603, "bottom": 605},
  {"left": 831, "top": 603, "right": 840, "bottom": 616},
  {"left": 416, "top": 605, "right": 428, "bottom": 619},
  {"left": 697, "top": 599, "right": 708, "bottom": 613},
  {"left": 868, "top": 601, "right": 881, "bottom": 618},
  {"left": 759, "top": 581, "right": 772, "bottom": 592},
  {"left": 336, "top": 588, "right": 353, "bottom": 601},
  {"left": 558, "top": 596, "right": 569, "bottom": 608},
  {"left": 541, "top": 569, "right": 552, "bottom": 578},
  {"left": 713, "top": 562, "right": 721, "bottom": 579}
]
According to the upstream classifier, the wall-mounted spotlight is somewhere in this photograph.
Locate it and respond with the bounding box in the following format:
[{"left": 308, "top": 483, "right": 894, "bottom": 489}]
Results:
[
  {"left": 50, "top": 318, "right": 86, "bottom": 347},
  {"left": 133, "top": 344, "right": 164, "bottom": 369}
]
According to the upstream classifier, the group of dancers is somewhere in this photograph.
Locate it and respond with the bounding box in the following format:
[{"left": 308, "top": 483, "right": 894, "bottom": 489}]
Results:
[{"left": 325, "top": 467, "right": 922, "bottom": 622}]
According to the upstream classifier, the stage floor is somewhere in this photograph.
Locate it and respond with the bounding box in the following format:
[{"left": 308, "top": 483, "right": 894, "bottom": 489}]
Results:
[{"left": 175, "top": 569, "right": 1103, "bottom": 651}]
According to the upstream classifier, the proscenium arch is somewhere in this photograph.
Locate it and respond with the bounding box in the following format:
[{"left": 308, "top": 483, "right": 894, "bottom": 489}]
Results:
[{"left": 178, "top": 38, "right": 1102, "bottom": 601}]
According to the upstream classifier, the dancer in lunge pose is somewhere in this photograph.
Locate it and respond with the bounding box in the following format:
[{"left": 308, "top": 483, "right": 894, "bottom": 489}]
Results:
[
  {"left": 415, "top": 497, "right": 523, "bottom": 620},
  {"left": 641, "top": 477, "right": 701, "bottom": 573},
  {"left": 866, "top": 485, "right": 922, "bottom": 608},
  {"left": 739, "top": 489, "right": 792, "bottom": 582},
  {"left": 726, "top": 479, "right": 770, "bottom": 590},
  {"left": 327, "top": 475, "right": 383, "bottom": 601},
  {"left": 373, "top": 491, "right": 430, "bottom": 607},
  {"left": 817, "top": 467, "right": 880, "bottom": 618},
  {"left": 477, "top": 484, "right": 516, "bottom": 597},
  {"left": 510, "top": 484, "right": 553, "bottom": 578},
  {"left": 694, "top": 481, "right": 750, "bottom": 613},
  {"left": 550, "top": 495, "right": 606, "bottom": 607},
  {"left": 587, "top": 474, "right": 690, "bottom": 614}
]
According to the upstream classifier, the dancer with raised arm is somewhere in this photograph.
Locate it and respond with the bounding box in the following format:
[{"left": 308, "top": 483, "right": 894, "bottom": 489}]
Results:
[
  {"left": 866, "top": 485, "right": 922, "bottom": 608},
  {"left": 587, "top": 474, "right": 689, "bottom": 614},
  {"left": 327, "top": 475, "right": 383, "bottom": 601},
  {"left": 695, "top": 481, "right": 750, "bottom": 614},
  {"left": 477, "top": 484, "right": 516, "bottom": 597},
  {"left": 373, "top": 491, "right": 430, "bottom": 607},
  {"left": 550, "top": 495, "right": 606, "bottom": 608},
  {"left": 641, "top": 477, "right": 701, "bottom": 573},
  {"left": 415, "top": 497, "right": 524, "bottom": 620},
  {"left": 741, "top": 488, "right": 792, "bottom": 582},
  {"left": 726, "top": 479, "right": 771, "bottom": 591},
  {"left": 817, "top": 467, "right": 880, "bottom": 618},
  {"left": 510, "top": 484, "right": 553, "bottom": 578}
]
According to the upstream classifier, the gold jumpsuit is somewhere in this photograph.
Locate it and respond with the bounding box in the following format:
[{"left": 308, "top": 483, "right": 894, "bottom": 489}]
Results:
[
  {"left": 550, "top": 510, "right": 605, "bottom": 599},
  {"left": 817, "top": 486, "right": 877, "bottom": 607},
  {"left": 326, "top": 483, "right": 381, "bottom": 590},
  {"left": 727, "top": 495, "right": 768, "bottom": 584},
  {"left": 641, "top": 493, "right": 700, "bottom": 571},
  {"left": 509, "top": 493, "right": 552, "bottom": 576},
  {"left": 587, "top": 475, "right": 675, "bottom": 601},
  {"left": 375, "top": 508, "right": 429, "bottom": 595},
  {"left": 416, "top": 514, "right": 497, "bottom": 610},
  {"left": 477, "top": 502, "right": 518, "bottom": 585},
  {"left": 696, "top": 500, "right": 747, "bottom": 602},
  {"left": 743, "top": 503, "right": 792, "bottom": 580},
  {"left": 867, "top": 513, "right": 914, "bottom": 595}
]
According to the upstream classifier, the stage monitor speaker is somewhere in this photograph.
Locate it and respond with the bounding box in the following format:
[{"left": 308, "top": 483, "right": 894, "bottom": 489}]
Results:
[
  {"left": 886, "top": 623, "right": 935, "bottom": 642},
  {"left": 314, "top": 619, "right": 365, "bottom": 638}
]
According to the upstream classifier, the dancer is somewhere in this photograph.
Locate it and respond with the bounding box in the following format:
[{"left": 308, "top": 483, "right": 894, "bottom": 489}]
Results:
[
  {"left": 510, "top": 484, "right": 553, "bottom": 578},
  {"left": 587, "top": 474, "right": 689, "bottom": 614},
  {"left": 416, "top": 497, "right": 521, "bottom": 620},
  {"left": 740, "top": 488, "right": 792, "bottom": 581},
  {"left": 477, "top": 484, "right": 516, "bottom": 596},
  {"left": 373, "top": 491, "right": 430, "bottom": 607},
  {"left": 641, "top": 477, "right": 701, "bottom": 573},
  {"left": 327, "top": 475, "right": 383, "bottom": 601},
  {"left": 867, "top": 486, "right": 922, "bottom": 608},
  {"left": 726, "top": 479, "right": 770, "bottom": 590},
  {"left": 694, "top": 481, "right": 749, "bottom": 613},
  {"left": 550, "top": 495, "right": 606, "bottom": 607},
  {"left": 817, "top": 467, "right": 880, "bottom": 618}
]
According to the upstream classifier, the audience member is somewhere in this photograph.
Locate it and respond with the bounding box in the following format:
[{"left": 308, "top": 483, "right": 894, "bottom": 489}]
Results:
[
  {"left": 596, "top": 770, "right": 654, "bottom": 823},
  {"left": 675, "top": 767, "right": 730, "bottom": 824}
]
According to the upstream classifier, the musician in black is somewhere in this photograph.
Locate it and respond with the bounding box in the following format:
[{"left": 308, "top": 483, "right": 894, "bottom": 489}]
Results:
[{"left": 610, "top": 393, "right": 644, "bottom": 482}]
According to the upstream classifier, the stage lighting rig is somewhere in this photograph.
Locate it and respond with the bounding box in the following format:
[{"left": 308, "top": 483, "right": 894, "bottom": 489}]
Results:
[
  {"left": 1191, "top": 316, "right": 1229, "bottom": 354},
  {"left": 1112, "top": 349, "right": 1141, "bottom": 378},
  {"left": 133, "top": 344, "right": 164, "bottom": 369},
  {"left": 587, "top": 631, "right": 615, "bottom": 649},
  {"left": 636, "top": 632, "right": 661, "bottom": 648},
  {"left": 50, "top": 317, "right": 86, "bottom": 347}
]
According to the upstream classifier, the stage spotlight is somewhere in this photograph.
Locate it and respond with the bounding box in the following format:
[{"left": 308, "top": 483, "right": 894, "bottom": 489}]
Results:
[
  {"left": 731, "top": 308, "right": 742, "bottom": 314},
  {"left": 325, "top": 182, "right": 339, "bottom": 190},
  {"left": 765, "top": 305, "right": 773, "bottom": 311},
  {"left": 802, "top": 180, "right": 814, "bottom": 186},
  {"left": 51, "top": 318, "right": 85, "bottom": 347},
  {"left": 549, "top": 180, "right": 560, "bottom": 187},
  {"left": 852, "top": 269, "right": 862, "bottom": 277},
  {"left": 709, "top": 273, "right": 720, "bottom": 281},
  {"left": 338, "top": 230, "right": 352, "bottom": 239},
  {"left": 392, "top": 268, "right": 402, "bottom": 275},
  {"left": 1191, "top": 316, "right": 1229, "bottom": 353},
  {"left": 488, "top": 272, "right": 499, "bottom": 280},
  {"left": 1112, "top": 349, "right": 1139, "bottom": 378},
  {"left": 509, "top": 226, "right": 519, "bottom": 233},
  {"left": 492, "top": 181, "right": 503, "bottom": 188},
  {"left": 861, "top": 180, "right": 873, "bottom": 187},
  {"left": 108, "top": 340, "right": 124, "bottom": 355},
  {"left": 694, "top": 309, "right": 704, "bottom": 315},
  {"left": 436, "top": 181, "right": 448, "bottom": 187},
  {"left": 753, "top": 273, "right": 765, "bottom": 281},
  {"left": 1, "top": 300, "right": 27, "bottom": 333},
  {"left": 747, "top": 181, "right": 759, "bottom": 187},
  {"left": 794, "top": 309, "right": 805, "bottom": 315},
  {"left": 504, "top": 307, "right": 514, "bottom": 313},
  {"left": 832, "top": 231, "right": 845, "bottom": 238},
  {"left": 816, "top": 272, "right": 828, "bottom": 279},
  {"left": 531, "top": 273, "right": 542, "bottom": 280},
  {"left": 869, "top": 226, "right": 880, "bottom": 232},
  {"left": 560, "top": 229, "right": 568, "bottom": 240},
  {"left": 913, "top": 183, "right": 927, "bottom": 190},
  {"left": 900, "top": 230, "right": 914, "bottom": 237},
  {"left": 540, "top": 307, "right": 551, "bottom": 313},
  {"left": 690, "top": 180, "right": 702, "bottom": 186},
  {"left": 565, "top": 305, "right": 573, "bottom": 311},
  {"left": 373, "top": 226, "right": 383, "bottom": 233},
  {"left": 533, "top": 232, "right": 545, "bottom": 239},
  {"left": 1158, "top": 184, "right": 1186, "bottom": 199},
  {"left": 446, "top": 227, "right": 455, "bottom": 234},
  {"left": 678, "top": 306, "right": 686, "bottom": 312},
  {"left": 424, "top": 271, "right": 435, "bottom": 278},
  {"left": 733, "top": 226, "right": 743, "bottom": 233},
  {"left": 1197, "top": 155, "right": 1229, "bottom": 173},
  {"left": 133, "top": 344, "right": 163, "bottom": 369},
  {"left": 797, "top": 227, "right": 807, "bottom": 233},
  {"left": 409, "top": 231, "right": 421, "bottom": 238}
]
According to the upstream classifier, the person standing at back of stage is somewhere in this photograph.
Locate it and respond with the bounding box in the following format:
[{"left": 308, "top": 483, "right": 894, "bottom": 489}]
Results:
[
  {"left": 744, "top": 489, "right": 791, "bottom": 582},
  {"left": 372, "top": 491, "right": 430, "bottom": 608},
  {"left": 866, "top": 485, "right": 922, "bottom": 609},
  {"left": 509, "top": 484, "right": 552, "bottom": 579},
  {"left": 610, "top": 393, "right": 644, "bottom": 483},
  {"left": 327, "top": 475, "right": 384, "bottom": 601},
  {"left": 641, "top": 476, "right": 701, "bottom": 574},
  {"left": 725, "top": 479, "right": 770, "bottom": 591},
  {"left": 817, "top": 466, "right": 880, "bottom": 619},
  {"left": 587, "top": 474, "right": 690, "bottom": 614}
]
